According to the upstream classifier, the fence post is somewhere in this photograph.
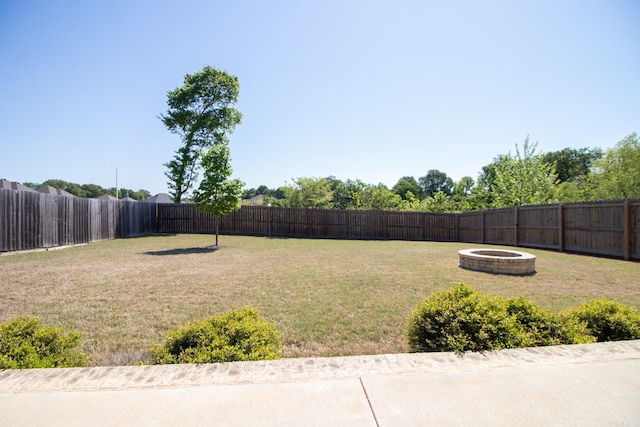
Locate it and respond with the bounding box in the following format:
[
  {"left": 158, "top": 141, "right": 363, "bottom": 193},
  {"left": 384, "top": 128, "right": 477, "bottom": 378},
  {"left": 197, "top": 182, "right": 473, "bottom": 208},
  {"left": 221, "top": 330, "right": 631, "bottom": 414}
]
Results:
[
  {"left": 423, "top": 212, "right": 428, "bottom": 241},
  {"left": 624, "top": 200, "right": 631, "bottom": 261},
  {"left": 558, "top": 204, "right": 564, "bottom": 253},
  {"left": 481, "top": 210, "right": 485, "bottom": 244},
  {"left": 514, "top": 206, "right": 519, "bottom": 247}
]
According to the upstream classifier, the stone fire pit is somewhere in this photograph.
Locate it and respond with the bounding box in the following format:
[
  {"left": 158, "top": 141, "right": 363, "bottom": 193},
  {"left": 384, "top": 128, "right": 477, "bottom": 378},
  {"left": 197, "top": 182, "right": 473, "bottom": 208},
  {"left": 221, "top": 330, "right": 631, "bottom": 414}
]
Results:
[{"left": 458, "top": 248, "right": 536, "bottom": 275}]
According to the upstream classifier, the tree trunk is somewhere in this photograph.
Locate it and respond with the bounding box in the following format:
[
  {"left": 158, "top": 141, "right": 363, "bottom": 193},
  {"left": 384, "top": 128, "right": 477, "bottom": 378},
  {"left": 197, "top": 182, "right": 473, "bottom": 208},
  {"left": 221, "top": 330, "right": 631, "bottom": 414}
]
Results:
[{"left": 215, "top": 219, "right": 219, "bottom": 247}]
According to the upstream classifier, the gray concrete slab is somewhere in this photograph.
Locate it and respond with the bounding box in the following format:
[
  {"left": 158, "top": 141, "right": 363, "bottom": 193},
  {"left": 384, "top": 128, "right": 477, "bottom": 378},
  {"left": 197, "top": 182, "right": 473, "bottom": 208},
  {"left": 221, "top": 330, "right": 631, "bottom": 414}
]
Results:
[
  {"left": 3, "top": 379, "right": 376, "bottom": 427},
  {"left": 1, "top": 341, "right": 639, "bottom": 426},
  {"left": 364, "top": 359, "right": 640, "bottom": 426}
]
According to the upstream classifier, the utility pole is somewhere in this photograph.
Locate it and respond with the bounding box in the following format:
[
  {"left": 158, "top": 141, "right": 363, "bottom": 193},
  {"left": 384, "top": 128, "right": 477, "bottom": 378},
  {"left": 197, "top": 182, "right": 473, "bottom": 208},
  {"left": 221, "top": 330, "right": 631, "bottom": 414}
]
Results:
[{"left": 111, "top": 166, "right": 118, "bottom": 200}]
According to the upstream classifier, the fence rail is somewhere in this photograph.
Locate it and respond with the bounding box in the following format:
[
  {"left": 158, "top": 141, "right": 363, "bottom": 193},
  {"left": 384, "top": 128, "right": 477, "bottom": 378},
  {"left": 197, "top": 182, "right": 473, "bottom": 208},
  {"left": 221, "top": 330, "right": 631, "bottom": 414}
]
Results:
[{"left": 1, "top": 188, "right": 638, "bottom": 261}]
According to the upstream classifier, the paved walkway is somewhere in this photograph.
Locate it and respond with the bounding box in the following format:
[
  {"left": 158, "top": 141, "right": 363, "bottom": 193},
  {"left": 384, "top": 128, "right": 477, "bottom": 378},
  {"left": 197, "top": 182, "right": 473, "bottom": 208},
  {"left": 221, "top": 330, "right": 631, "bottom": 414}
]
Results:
[{"left": 1, "top": 340, "right": 639, "bottom": 426}]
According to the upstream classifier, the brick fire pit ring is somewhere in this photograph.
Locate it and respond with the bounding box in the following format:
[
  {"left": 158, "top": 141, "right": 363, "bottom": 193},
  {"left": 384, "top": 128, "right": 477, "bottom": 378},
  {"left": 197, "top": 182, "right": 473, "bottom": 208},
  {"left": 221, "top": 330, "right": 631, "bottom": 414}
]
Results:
[{"left": 458, "top": 248, "right": 536, "bottom": 275}]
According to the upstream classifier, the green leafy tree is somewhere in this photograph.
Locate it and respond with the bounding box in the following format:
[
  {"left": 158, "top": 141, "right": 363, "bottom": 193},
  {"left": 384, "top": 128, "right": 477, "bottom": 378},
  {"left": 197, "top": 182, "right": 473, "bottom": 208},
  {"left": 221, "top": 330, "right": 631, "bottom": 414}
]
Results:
[
  {"left": 452, "top": 176, "right": 475, "bottom": 200},
  {"left": 361, "top": 183, "right": 403, "bottom": 210},
  {"left": 115, "top": 188, "right": 150, "bottom": 199},
  {"left": 392, "top": 176, "right": 423, "bottom": 200},
  {"left": 469, "top": 154, "right": 512, "bottom": 209},
  {"left": 243, "top": 185, "right": 282, "bottom": 201},
  {"left": 554, "top": 181, "right": 585, "bottom": 203},
  {"left": 131, "top": 189, "right": 152, "bottom": 200},
  {"left": 41, "top": 179, "right": 87, "bottom": 197},
  {"left": 161, "top": 66, "right": 242, "bottom": 203},
  {"left": 423, "top": 191, "right": 461, "bottom": 213},
  {"left": 19, "top": 179, "right": 152, "bottom": 199},
  {"left": 193, "top": 144, "right": 244, "bottom": 246},
  {"left": 243, "top": 187, "right": 258, "bottom": 199},
  {"left": 490, "top": 137, "right": 558, "bottom": 208},
  {"left": 419, "top": 170, "right": 454, "bottom": 198},
  {"left": 164, "top": 145, "right": 201, "bottom": 202},
  {"left": 587, "top": 133, "right": 640, "bottom": 200},
  {"left": 22, "top": 182, "right": 40, "bottom": 190},
  {"left": 279, "top": 177, "right": 334, "bottom": 209},
  {"left": 81, "top": 183, "right": 107, "bottom": 198},
  {"left": 399, "top": 191, "right": 427, "bottom": 211},
  {"left": 449, "top": 176, "right": 476, "bottom": 211},
  {"left": 543, "top": 147, "right": 603, "bottom": 183},
  {"left": 256, "top": 185, "right": 270, "bottom": 195},
  {"left": 330, "top": 179, "right": 368, "bottom": 209}
]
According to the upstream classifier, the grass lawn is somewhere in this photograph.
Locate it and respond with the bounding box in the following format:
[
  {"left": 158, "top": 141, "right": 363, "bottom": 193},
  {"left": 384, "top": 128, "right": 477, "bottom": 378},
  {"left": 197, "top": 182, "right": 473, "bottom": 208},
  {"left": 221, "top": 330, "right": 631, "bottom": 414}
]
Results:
[{"left": 1, "top": 234, "right": 639, "bottom": 366}]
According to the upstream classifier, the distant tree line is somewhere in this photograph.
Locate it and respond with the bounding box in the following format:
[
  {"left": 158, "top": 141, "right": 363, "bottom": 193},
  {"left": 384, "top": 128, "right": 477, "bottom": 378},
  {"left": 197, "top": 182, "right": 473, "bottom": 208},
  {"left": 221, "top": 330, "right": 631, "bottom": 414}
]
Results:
[
  {"left": 242, "top": 133, "right": 639, "bottom": 213},
  {"left": 23, "top": 179, "right": 152, "bottom": 200}
]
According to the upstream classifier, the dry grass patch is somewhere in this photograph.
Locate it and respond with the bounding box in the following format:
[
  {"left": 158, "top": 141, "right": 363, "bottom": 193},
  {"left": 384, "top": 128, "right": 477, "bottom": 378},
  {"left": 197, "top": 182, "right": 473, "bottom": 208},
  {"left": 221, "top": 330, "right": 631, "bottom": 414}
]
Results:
[{"left": 1, "top": 234, "right": 638, "bottom": 365}]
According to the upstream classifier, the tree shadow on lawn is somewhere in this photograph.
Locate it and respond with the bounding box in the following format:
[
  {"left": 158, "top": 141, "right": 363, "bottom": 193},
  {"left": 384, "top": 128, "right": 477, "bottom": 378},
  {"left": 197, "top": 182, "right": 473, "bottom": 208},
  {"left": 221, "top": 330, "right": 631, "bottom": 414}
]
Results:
[{"left": 143, "top": 246, "right": 219, "bottom": 256}]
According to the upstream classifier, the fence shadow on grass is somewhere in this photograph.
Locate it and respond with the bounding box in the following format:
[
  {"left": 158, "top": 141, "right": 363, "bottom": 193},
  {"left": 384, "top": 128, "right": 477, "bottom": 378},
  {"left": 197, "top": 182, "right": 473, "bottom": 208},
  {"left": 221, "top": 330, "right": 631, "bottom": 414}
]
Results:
[{"left": 143, "top": 246, "right": 219, "bottom": 256}]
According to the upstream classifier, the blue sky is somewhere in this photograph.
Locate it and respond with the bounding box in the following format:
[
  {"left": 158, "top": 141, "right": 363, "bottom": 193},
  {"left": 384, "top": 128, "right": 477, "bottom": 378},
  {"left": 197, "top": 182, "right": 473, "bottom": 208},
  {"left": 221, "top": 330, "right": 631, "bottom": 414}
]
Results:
[{"left": 1, "top": 0, "right": 638, "bottom": 195}]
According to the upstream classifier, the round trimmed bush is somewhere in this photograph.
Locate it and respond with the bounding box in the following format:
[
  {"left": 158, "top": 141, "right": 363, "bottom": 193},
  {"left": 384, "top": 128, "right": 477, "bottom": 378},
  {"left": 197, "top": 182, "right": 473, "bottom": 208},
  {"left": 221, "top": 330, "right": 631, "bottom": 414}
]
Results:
[
  {"left": 406, "top": 283, "right": 523, "bottom": 352},
  {"left": 505, "top": 297, "right": 594, "bottom": 347},
  {"left": 562, "top": 299, "right": 640, "bottom": 342},
  {"left": 150, "top": 307, "right": 283, "bottom": 364},
  {"left": 406, "top": 283, "right": 594, "bottom": 353},
  {"left": 0, "top": 317, "right": 88, "bottom": 369}
]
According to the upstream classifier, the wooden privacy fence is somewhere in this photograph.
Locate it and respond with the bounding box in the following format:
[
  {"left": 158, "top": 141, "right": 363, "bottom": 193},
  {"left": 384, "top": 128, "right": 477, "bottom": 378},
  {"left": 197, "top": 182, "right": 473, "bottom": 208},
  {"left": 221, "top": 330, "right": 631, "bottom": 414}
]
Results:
[
  {"left": 459, "top": 200, "right": 640, "bottom": 260},
  {"left": 2, "top": 187, "right": 639, "bottom": 261},
  {"left": 0, "top": 189, "right": 157, "bottom": 252},
  {"left": 156, "top": 204, "right": 460, "bottom": 241}
]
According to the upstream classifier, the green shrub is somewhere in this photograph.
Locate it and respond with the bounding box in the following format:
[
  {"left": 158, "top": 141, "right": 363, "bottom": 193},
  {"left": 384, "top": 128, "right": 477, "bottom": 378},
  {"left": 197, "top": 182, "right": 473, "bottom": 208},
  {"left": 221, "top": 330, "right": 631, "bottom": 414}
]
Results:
[
  {"left": 562, "top": 299, "right": 640, "bottom": 342},
  {"left": 406, "top": 283, "right": 522, "bottom": 352},
  {"left": 406, "top": 283, "right": 594, "bottom": 353},
  {"left": 0, "top": 317, "right": 88, "bottom": 369},
  {"left": 505, "top": 297, "right": 594, "bottom": 347},
  {"left": 150, "top": 307, "right": 283, "bottom": 364}
]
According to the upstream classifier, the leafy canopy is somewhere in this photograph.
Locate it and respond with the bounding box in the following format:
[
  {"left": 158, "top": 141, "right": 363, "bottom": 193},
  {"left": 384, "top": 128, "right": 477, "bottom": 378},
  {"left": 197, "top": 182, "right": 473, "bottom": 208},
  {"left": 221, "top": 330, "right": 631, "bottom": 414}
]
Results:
[
  {"left": 489, "top": 137, "right": 558, "bottom": 208},
  {"left": 419, "top": 169, "right": 454, "bottom": 198},
  {"left": 161, "top": 66, "right": 242, "bottom": 203},
  {"left": 193, "top": 144, "right": 244, "bottom": 217},
  {"left": 279, "top": 177, "right": 335, "bottom": 209},
  {"left": 588, "top": 133, "right": 640, "bottom": 200},
  {"left": 193, "top": 144, "right": 244, "bottom": 246}
]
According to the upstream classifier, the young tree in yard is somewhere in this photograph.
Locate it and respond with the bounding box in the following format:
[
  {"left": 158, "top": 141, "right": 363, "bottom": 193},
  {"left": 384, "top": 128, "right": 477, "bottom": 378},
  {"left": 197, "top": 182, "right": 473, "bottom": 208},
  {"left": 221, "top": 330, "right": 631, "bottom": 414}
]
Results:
[
  {"left": 193, "top": 144, "right": 244, "bottom": 247},
  {"left": 161, "top": 66, "right": 242, "bottom": 203}
]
